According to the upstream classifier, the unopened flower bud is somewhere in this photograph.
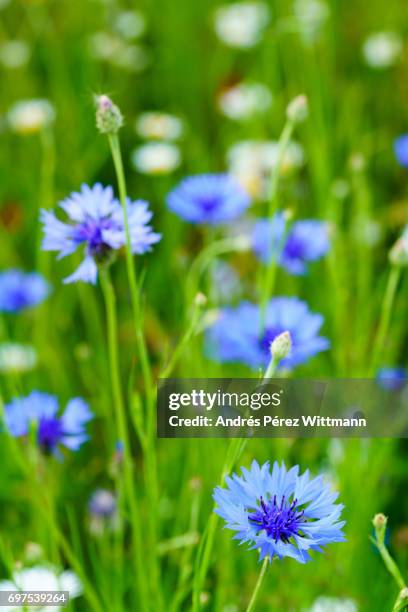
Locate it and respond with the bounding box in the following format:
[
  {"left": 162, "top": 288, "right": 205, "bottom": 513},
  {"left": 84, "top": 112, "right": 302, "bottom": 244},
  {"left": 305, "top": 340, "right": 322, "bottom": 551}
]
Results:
[
  {"left": 350, "top": 152, "right": 366, "bottom": 173},
  {"left": 389, "top": 233, "right": 408, "bottom": 267},
  {"left": 95, "top": 95, "right": 123, "bottom": 134},
  {"left": 286, "top": 95, "right": 308, "bottom": 124},
  {"left": 271, "top": 331, "right": 292, "bottom": 361},
  {"left": 194, "top": 292, "right": 207, "bottom": 307},
  {"left": 373, "top": 513, "right": 387, "bottom": 544}
]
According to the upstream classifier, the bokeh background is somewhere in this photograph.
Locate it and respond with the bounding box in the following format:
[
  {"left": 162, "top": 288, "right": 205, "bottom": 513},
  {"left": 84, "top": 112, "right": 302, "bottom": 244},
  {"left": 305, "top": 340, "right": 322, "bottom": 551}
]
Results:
[{"left": 0, "top": 0, "right": 407, "bottom": 610}]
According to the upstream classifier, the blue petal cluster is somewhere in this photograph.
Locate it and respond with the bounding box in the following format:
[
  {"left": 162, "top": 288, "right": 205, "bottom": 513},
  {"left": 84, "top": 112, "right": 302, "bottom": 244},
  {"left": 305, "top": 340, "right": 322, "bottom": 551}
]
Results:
[
  {"left": 394, "top": 134, "right": 408, "bottom": 167},
  {"left": 206, "top": 297, "right": 329, "bottom": 369},
  {"left": 167, "top": 173, "right": 250, "bottom": 224},
  {"left": 89, "top": 489, "right": 117, "bottom": 518},
  {"left": 41, "top": 183, "right": 161, "bottom": 284},
  {"left": 4, "top": 391, "right": 93, "bottom": 452},
  {"left": 214, "top": 460, "right": 346, "bottom": 564},
  {"left": 0, "top": 270, "right": 50, "bottom": 312},
  {"left": 377, "top": 367, "right": 407, "bottom": 391},
  {"left": 252, "top": 214, "right": 330, "bottom": 275}
]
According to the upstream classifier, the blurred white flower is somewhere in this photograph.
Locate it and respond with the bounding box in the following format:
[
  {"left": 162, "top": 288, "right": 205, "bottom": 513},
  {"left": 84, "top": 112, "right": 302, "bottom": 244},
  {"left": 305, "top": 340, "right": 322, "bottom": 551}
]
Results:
[
  {"left": 0, "top": 343, "right": 37, "bottom": 374},
  {"left": 218, "top": 82, "right": 272, "bottom": 120},
  {"left": 362, "top": 31, "right": 403, "bottom": 69},
  {"left": 131, "top": 142, "right": 181, "bottom": 175},
  {"left": 0, "top": 40, "right": 31, "bottom": 69},
  {"left": 0, "top": 565, "right": 82, "bottom": 612},
  {"left": 114, "top": 10, "right": 146, "bottom": 40},
  {"left": 214, "top": 2, "right": 270, "bottom": 48},
  {"left": 293, "top": 0, "right": 329, "bottom": 44},
  {"left": 0, "top": 0, "right": 11, "bottom": 8},
  {"left": 227, "top": 139, "right": 304, "bottom": 199},
  {"left": 7, "top": 99, "right": 55, "bottom": 134},
  {"left": 135, "top": 112, "right": 183, "bottom": 140},
  {"left": 88, "top": 33, "right": 149, "bottom": 72},
  {"left": 307, "top": 596, "right": 358, "bottom": 612}
]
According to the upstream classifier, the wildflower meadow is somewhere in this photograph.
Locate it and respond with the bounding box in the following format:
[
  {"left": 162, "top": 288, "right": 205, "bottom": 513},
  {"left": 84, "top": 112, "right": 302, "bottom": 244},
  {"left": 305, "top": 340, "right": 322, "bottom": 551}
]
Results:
[{"left": 0, "top": 0, "right": 408, "bottom": 610}]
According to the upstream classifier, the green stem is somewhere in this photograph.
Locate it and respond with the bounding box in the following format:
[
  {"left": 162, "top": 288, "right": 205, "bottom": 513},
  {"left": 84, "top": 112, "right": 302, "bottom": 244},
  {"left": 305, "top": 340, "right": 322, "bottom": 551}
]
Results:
[
  {"left": 373, "top": 537, "right": 406, "bottom": 591},
  {"left": 260, "top": 119, "right": 295, "bottom": 324},
  {"left": 161, "top": 297, "right": 204, "bottom": 379},
  {"left": 267, "top": 121, "right": 295, "bottom": 219},
  {"left": 99, "top": 267, "right": 148, "bottom": 609},
  {"left": 100, "top": 269, "right": 126, "bottom": 440},
  {"left": 245, "top": 557, "right": 270, "bottom": 612},
  {"left": 370, "top": 266, "right": 401, "bottom": 375},
  {"left": 107, "top": 134, "right": 162, "bottom": 610},
  {"left": 263, "top": 356, "right": 280, "bottom": 380},
  {"left": 186, "top": 236, "right": 249, "bottom": 305},
  {"left": 192, "top": 438, "right": 247, "bottom": 611},
  {"left": 108, "top": 133, "right": 153, "bottom": 394},
  {"left": 392, "top": 588, "right": 408, "bottom": 612}
]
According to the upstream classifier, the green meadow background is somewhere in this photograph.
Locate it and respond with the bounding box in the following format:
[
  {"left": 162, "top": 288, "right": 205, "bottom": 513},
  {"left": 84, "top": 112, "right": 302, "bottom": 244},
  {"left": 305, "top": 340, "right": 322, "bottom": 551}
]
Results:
[{"left": 0, "top": 0, "right": 408, "bottom": 610}]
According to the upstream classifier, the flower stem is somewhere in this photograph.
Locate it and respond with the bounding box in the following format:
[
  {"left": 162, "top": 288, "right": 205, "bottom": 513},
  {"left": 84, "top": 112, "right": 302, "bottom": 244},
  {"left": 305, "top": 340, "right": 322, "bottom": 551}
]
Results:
[
  {"left": 370, "top": 266, "right": 401, "bottom": 374},
  {"left": 245, "top": 557, "right": 270, "bottom": 612},
  {"left": 100, "top": 268, "right": 126, "bottom": 440},
  {"left": 186, "top": 236, "right": 249, "bottom": 305},
  {"left": 372, "top": 536, "right": 406, "bottom": 591},
  {"left": 192, "top": 438, "right": 247, "bottom": 611},
  {"left": 260, "top": 119, "right": 295, "bottom": 326},
  {"left": 99, "top": 267, "right": 148, "bottom": 609},
  {"left": 263, "top": 356, "right": 280, "bottom": 380},
  {"left": 392, "top": 587, "right": 408, "bottom": 612},
  {"left": 108, "top": 133, "right": 153, "bottom": 394},
  {"left": 160, "top": 296, "right": 204, "bottom": 379},
  {"left": 107, "top": 134, "right": 162, "bottom": 609}
]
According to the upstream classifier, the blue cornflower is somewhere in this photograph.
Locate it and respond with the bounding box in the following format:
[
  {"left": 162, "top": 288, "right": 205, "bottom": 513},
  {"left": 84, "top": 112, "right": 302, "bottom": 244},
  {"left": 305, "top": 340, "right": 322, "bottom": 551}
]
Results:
[
  {"left": 0, "top": 270, "right": 50, "bottom": 312},
  {"left": 206, "top": 297, "right": 329, "bottom": 370},
  {"left": 41, "top": 183, "right": 161, "bottom": 284},
  {"left": 89, "top": 489, "right": 117, "bottom": 518},
  {"left": 252, "top": 214, "right": 330, "bottom": 275},
  {"left": 394, "top": 134, "right": 408, "bottom": 167},
  {"left": 4, "top": 391, "right": 93, "bottom": 453},
  {"left": 214, "top": 460, "right": 345, "bottom": 564},
  {"left": 167, "top": 173, "right": 250, "bottom": 224},
  {"left": 377, "top": 367, "right": 407, "bottom": 391}
]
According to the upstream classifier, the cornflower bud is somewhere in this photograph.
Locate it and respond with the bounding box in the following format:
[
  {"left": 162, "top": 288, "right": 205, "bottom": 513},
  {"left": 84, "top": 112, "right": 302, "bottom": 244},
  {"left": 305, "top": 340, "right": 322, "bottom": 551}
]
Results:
[
  {"left": 286, "top": 95, "right": 308, "bottom": 123},
  {"left": 270, "top": 331, "right": 292, "bottom": 361},
  {"left": 95, "top": 94, "right": 123, "bottom": 134}
]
